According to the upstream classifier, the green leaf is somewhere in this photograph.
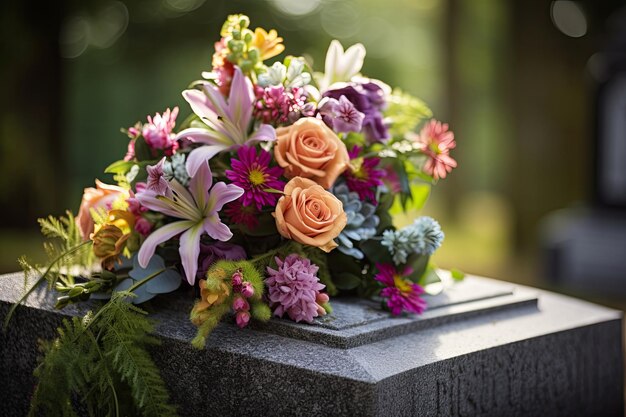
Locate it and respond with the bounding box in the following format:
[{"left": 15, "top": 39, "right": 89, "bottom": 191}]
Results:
[
  {"left": 420, "top": 265, "right": 444, "bottom": 295},
  {"left": 105, "top": 160, "right": 135, "bottom": 175},
  {"left": 451, "top": 268, "right": 466, "bottom": 281},
  {"left": 360, "top": 238, "right": 393, "bottom": 265},
  {"left": 333, "top": 272, "right": 362, "bottom": 290},
  {"left": 389, "top": 182, "right": 431, "bottom": 215},
  {"left": 405, "top": 253, "right": 430, "bottom": 282},
  {"left": 134, "top": 137, "right": 153, "bottom": 161},
  {"left": 384, "top": 88, "right": 433, "bottom": 137}
]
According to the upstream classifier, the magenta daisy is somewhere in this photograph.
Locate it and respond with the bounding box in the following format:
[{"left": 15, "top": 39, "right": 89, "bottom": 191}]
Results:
[
  {"left": 413, "top": 119, "right": 457, "bottom": 180},
  {"left": 374, "top": 263, "right": 427, "bottom": 316},
  {"left": 224, "top": 200, "right": 259, "bottom": 230},
  {"left": 225, "top": 145, "right": 285, "bottom": 210},
  {"left": 344, "top": 146, "right": 384, "bottom": 203}
]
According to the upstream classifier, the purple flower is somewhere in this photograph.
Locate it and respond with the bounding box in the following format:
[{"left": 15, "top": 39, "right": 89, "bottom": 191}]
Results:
[
  {"left": 344, "top": 146, "right": 384, "bottom": 203},
  {"left": 176, "top": 66, "right": 276, "bottom": 177},
  {"left": 318, "top": 95, "right": 365, "bottom": 133},
  {"left": 374, "top": 263, "right": 426, "bottom": 316},
  {"left": 265, "top": 254, "right": 328, "bottom": 323},
  {"left": 224, "top": 200, "right": 259, "bottom": 230},
  {"left": 225, "top": 146, "right": 285, "bottom": 210},
  {"left": 196, "top": 241, "right": 246, "bottom": 281},
  {"left": 136, "top": 160, "right": 244, "bottom": 285},
  {"left": 323, "top": 81, "right": 389, "bottom": 143},
  {"left": 146, "top": 158, "right": 171, "bottom": 196}
]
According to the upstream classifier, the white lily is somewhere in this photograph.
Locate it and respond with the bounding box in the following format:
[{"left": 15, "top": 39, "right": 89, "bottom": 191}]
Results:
[{"left": 316, "top": 40, "right": 366, "bottom": 93}]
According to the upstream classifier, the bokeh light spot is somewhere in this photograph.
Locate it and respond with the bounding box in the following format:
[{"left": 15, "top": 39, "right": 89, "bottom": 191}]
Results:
[
  {"left": 321, "top": 1, "right": 361, "bottom": 39},
  {"left": 270, "top": 0, "right": 321, "bottom": 17},
  {"left": 550, "top": 0, "right": 587, "bottom": 38}
]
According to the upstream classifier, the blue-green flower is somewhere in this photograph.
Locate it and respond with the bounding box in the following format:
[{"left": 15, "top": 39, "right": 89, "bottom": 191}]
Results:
[
  {"left": 332, "top": 181, "right": 379, "bottom": 259},
  {"left": 381, "top": 216, "right": 444, "bottom": 265}
]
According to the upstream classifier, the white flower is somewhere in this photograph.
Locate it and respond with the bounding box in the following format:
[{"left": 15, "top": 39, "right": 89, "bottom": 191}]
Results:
[{"left": 316, "top": 40, "right": 366, "bottom": 93}]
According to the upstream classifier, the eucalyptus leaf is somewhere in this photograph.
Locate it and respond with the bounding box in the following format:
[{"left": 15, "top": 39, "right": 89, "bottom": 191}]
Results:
[
  {"left": 334, "top": 273, "right": 362, "bottom": 290},
  {"left": 360, "top": 238, "right": 393, "bottom": 265}
]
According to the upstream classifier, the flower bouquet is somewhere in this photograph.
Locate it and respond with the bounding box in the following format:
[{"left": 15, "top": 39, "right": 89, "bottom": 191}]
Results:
[{"left": 7, "top": 14, "right": 459, "bottom": 416}]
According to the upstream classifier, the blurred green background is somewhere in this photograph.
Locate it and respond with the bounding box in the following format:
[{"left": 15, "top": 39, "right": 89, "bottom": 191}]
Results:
[{"left": 0, "top": 0, "right": 622, "bottom": 290}]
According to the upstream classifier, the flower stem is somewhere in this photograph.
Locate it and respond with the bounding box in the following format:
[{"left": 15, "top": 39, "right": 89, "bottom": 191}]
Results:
[{"left": 3, "top": 240, "right": 92, "bottom": 329}]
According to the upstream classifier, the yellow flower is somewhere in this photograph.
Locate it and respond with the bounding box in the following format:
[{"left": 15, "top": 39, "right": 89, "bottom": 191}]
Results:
[
  {"left": 91, "top": 210, "right": 136, "bottom": 270},
  {"left": 195, "top": 279, "right": 231, "bottom": 313},
  {"left": 252, "top": 28, "right": 285, "bottom": 61}
]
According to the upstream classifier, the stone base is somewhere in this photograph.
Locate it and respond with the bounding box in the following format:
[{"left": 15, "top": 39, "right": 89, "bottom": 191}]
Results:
[{"left": 0, "top": 272, "right": 623, "bottom": 416}]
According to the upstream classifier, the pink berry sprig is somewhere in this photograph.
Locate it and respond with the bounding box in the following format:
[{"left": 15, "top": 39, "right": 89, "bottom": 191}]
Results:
[{"left": 231, "top": 269, "right": 255, "bottom": 328}]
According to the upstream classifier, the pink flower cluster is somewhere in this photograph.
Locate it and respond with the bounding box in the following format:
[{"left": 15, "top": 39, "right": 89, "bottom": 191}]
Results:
[
  {"left": 265, "top": 254, "right": 329, "bottom": 323},
  {"left": 126, "top": 183, "right": 152, "bottom": 236},
  {"left": 142, "top": 107, "right": 179, "bottom": 154},
  {"left": 253, "top": 85, "right": 312, "bottom": 125},
  {"left": 124, "top": 108, "right": 180, "bottom": 161},
  {"left": 231, "top": 269, "right": 256, "bottom": 328}
]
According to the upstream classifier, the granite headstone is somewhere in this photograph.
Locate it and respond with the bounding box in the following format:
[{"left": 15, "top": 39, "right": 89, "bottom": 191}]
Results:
[{"left": 0, "top": 272, "right": 622, "bottom": 416}]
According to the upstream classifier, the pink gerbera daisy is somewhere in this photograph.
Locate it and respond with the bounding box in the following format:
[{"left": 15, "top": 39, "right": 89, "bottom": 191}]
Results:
[
  {"left": 344, "top": 146, "right": 384, "bottom": 203},
  {"left": 414, "top": 119, "right": 457, "bottom": 180},
  {"left": 374, "top": 263, "right": 427, "bottom": 316},
  {"left": 225, "top": 146, "right": 285, "bottom": 210},
  {"left": 224, "top": 200, "right": 260, "bottom": 230}
]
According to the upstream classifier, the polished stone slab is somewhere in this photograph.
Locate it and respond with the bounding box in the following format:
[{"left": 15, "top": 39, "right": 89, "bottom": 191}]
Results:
[{"left": 0, "top": 271, "right": 622, "bottom": 416}]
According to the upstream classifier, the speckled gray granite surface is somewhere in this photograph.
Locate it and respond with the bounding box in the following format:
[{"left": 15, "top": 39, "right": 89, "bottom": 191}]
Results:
[{"left": 0, "top": 272, "right": 622, "bottom": 416}]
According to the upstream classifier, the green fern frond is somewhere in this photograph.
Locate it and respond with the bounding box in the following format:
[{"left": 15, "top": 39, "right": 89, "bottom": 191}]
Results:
[
  {"left": 29, "top": 294, "right": 178, "bottom": 417},
  {"left": 99, "top": 294, "right": 176, "bottom": 417},
  {"left": 38, "top": 214, "right": 71, "bottom": 242}
]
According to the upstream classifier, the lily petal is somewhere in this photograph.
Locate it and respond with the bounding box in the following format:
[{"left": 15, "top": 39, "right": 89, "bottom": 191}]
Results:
[
  {"left": 182, "top": 89, "right": 220, "bottom": 121},
  {"left": 203, "top": 215, "right": 233, "bottom": 241},
  {"left": 228, "top": 67, "right": 254, "bottom": 134},
  {"left": 189, "top": 160, "right": 212, "bottom": 210},
  {"left": 138, "top": 220, "right": 194, "bottom": 268},
  {"left": 175, "top": 127, "right": 231, "bottom": 146},
  {"left": 324, "top": 40, "right": 342, "bottom": 84},
  {"left": 247, "top": 124, "right": 277, "bottom": 144},
  {"left": 208, "top": 182, "right": 244, "bottom": 212},
  {"left": 136, "top": 191, "right": 189, "bottom": 219},
  {"left": 186, "top": 144, "right": 227, "bottom": 177},
  {"left": 179, "top": 223, "right": 204, "bottom": 285},
  {"left": 339, "top": 42, "right": 366, "bottom": 81}
]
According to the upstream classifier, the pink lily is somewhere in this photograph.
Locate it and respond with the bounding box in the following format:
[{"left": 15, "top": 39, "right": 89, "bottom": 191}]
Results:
[
  {"left": 136, "top": 160, "right": 243, "bottom": 285},
  {"left": 176, "top": 66, "right": 276, "bottom": 176}
]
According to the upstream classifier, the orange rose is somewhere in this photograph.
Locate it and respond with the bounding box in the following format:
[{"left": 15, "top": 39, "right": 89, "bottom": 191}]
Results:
[
  {"left": 274, "top": 117, "right": 350, "bottom": 189},
  {"left": 76, "top": 180, "right": 127, "bottom": 241},
  {"left": 273, "top": 177, "right": 347, "bottom": 252}
]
